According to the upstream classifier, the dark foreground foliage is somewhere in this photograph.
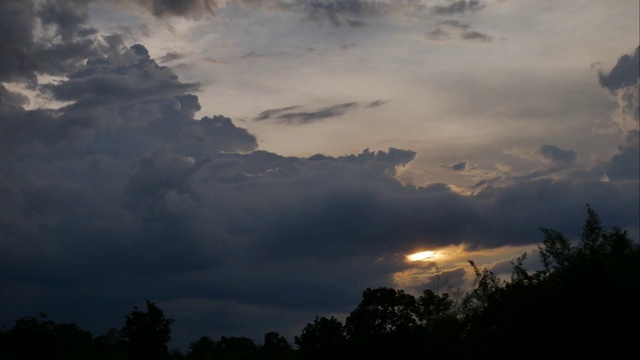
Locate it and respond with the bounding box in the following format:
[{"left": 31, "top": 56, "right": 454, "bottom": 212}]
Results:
[{"left": 1, "top": 206, "right": 638, "bottom": 359}]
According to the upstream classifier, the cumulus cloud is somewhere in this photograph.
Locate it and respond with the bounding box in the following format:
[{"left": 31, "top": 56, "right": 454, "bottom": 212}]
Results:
[
  {"left": 596, "top": 46, "right": 640, "bottom": 134},
  {"left": 598, "top": 46, "right": 640, "bottom": 93},
  {"left": 0, "top": 0, "right": 106, "bottom": 85},
  {"left": 605, "top": 130, "right": 640, "bottom": 181},
  {"left": 45, "top": 45, "right": 199, "bottom": 106},
  {"left": 595, "top": 46, "right": 640, "bottom": 181}
]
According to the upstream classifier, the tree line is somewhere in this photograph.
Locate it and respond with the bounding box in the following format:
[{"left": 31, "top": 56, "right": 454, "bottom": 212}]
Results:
[{"left": 1, "top": 205, "right": 638, "bottom": 359}]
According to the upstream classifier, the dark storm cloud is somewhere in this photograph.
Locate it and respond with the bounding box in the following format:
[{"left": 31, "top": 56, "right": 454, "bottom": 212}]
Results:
[
  {"left": 0, "top": 0, "right": 104, "bottom": 85},
  {"left": 0, "top": 1, "right": 37, "bottom": 82},
  {"left": 605, "top": 131, "right": 640, "bottom": 181},
  {"left": 598, "top": 46, "right": 640, "bottom": 93},
  {"left": 45, "top": 44, "right": 199, "bottom": 106},
  {"left": 432, "top": 0, "right": 483, "bottom": 15},
  {"left": 37, "top": 0, "right": 97, "bottom": 42},
  {"left": 126, "top": 0, "right": 217, "bottom": 19},
  {"left": 538, "top": 144, "right": 577, "bottom": 166},
  {"left": 255, "top": 102, "right": 359, "bottom": 124},
  {"left": 595, "top": 46, "right": 640, "bottom": 180},
  {"left": 0, "top": 84, "right": 30, "bottom": 108}
]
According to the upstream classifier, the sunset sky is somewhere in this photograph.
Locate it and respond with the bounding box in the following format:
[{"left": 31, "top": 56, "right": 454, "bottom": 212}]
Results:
[{"left": 1, "top": 0, "right": 638, "bottom": 350}]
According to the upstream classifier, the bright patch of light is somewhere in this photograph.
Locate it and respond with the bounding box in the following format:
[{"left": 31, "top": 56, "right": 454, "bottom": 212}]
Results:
[{"left": 407, "top": 250, "right": 438, "bottom": 262}]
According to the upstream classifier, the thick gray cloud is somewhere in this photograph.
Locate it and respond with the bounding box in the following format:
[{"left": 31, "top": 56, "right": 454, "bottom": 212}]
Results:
[
  {"left": 0, "top": 0, "right": 106, "bottom": 85},
  {"left": 598, "top": 46, "right": 639, "bottom": 92},
  {"left": 46, "top": 45, "right": 198, "bottom": 105},
  {"left": 606, "top": 130, "right": 639, "bottom": 181},
  {"left": 596, "top": 46, "right": 640, "bottom": 180},
  {"left": 122, "top": 0, "right": 217, "bottom": 19},
  {"left": 0, "top": 84, "right": 30, "bottom": 108},
  {"left": 538, "top": 144, "right": 577, "bottom": 167}
]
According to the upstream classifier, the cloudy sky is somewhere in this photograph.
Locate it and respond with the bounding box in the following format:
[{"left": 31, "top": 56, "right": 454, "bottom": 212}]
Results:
[{"left": 1, "top": 0, "right": 638, "bottom": 350}]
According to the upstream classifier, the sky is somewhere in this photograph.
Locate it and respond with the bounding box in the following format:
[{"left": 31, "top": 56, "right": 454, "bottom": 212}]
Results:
[{"left": 1, "top": 0, "right": 639, "bottom": 350}]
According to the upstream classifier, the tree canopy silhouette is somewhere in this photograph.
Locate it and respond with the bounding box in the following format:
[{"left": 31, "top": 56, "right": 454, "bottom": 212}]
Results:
[
  {"left": 1, "top": 205, "right": 637, "bottom": 359},
  {"left": 121, "top": 299, "right": 175, "bottom": 359}
]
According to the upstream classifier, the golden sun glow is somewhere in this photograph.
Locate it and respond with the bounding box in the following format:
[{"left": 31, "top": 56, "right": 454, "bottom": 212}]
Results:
[{"left": 407, "top": 250, "right": 438, "bottom": 262}]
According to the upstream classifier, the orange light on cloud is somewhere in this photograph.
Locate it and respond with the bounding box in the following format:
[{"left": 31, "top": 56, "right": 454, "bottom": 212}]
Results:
[
  {"left": 407, "top": 250, "right": 438, "bottom": 261},
  {"left": 395, "top": 243, "right": 541, "bottom": 291}
]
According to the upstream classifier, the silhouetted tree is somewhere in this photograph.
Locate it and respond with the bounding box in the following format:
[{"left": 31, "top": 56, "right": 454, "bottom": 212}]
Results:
[
  {"left": 460, "top": 205, "right": 640, "bottom": 357},
  {"left": 415, "top": 289, "right": 463, "bottom": 355},
  {"left": 416, "top": 289, "right": 454, "bottom": 328},
  {"left": 217, "top": 336, "right": 258, "bottom": 359},
  {"left": 0, "top": 313, "right": 94, "bottom": 360},
  {"left": 294, "top": 316, "right": 346, "bottom": 359},
  {"left": 260, "top": 331, "right": 292, "bottom": 359},
  {"left": 94, "top": 326, "right": 128, "bottom": 359},
  {"left": 345, "top": 287, "right": 418, "bottom": 337},
  {"left": 168, "top": 346, "right": 186, "bottom": 359},
  {"left": 187, "top": 336, "right": 218, "bottom": 359},
  {"left": 120, "top": 299, "right": 174, "bottom": 359},
  {"left": 344, "top": 287, "right": 421, "bottom": 357}
]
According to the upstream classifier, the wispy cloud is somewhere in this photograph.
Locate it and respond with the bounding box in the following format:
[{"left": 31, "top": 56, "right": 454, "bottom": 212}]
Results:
[
  {"left": 432, "top": 0, "right": 484, "bottom": 15},
  {"left": 427, "top": 20, "right": 493, "bottom": 42},
  {"left": 257, "top": 102, "right": 358, "bottom": 124},
  {"left": 158, "top": 51, "right": 185, "bottom": 63},
  {"left": 255, "top": 99, "right": 391, "bottom": 124}
]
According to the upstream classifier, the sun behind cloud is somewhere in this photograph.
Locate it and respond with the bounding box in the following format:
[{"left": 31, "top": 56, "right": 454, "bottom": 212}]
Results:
[{"left": 407, "top": 250, "right": 440, "bottom": 262}]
